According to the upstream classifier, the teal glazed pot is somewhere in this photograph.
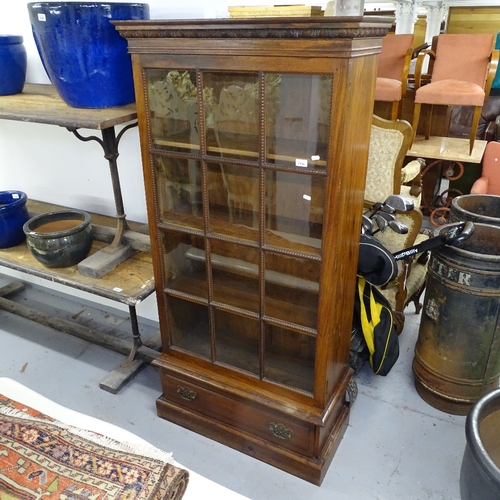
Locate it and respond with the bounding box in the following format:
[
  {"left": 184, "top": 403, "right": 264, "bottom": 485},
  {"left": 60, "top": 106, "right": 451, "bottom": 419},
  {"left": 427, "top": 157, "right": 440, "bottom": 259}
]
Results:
[
  {"left": 0, "top": 35, "right": 27, "bottom": 95},
  {"left": 27, "top": 2, "right": 150, "bottom": 108},
  {"left": 0, "top": 191, "right": 29, "bottom": 248},
  {"left": 23, "top": 209, "right": 93, "bottom": 268}
]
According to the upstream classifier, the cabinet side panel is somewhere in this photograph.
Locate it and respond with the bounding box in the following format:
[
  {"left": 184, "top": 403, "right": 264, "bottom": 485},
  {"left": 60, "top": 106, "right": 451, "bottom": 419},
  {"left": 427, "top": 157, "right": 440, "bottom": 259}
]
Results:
[{"left": 315, "top": 52, "right": 380, "bottom": 405}]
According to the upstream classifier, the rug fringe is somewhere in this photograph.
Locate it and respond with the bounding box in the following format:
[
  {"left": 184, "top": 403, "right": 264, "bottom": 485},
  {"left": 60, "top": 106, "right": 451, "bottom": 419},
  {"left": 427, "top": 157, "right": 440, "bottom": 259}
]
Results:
[{"left": 0, "top": 405, "right": 174, "bottom": 464}]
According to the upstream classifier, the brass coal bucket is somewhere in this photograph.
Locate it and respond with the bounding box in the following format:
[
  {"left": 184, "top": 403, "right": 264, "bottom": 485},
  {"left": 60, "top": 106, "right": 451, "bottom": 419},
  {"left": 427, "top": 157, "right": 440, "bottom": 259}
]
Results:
[{"left": 413, "top": 223, "right": 500, "bottom": 415}]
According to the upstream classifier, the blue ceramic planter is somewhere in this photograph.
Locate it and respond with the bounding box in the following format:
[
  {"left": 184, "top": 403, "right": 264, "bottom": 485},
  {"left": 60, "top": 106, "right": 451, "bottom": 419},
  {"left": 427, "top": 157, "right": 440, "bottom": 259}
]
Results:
[
  {"left": 460, "top": 388, "right": 500, "bottom": 499},
  {"left": 0, "top": 35, "right": 27, "bottom": 96},
  {"left": 27, "top": 2, "right": 149, "bottom": 108},
  {"left": 0, "top": 191, "right": 30, "bottom": 248},
  {"left": 23, "top": 209, "right": 93, "bottom": 268}
]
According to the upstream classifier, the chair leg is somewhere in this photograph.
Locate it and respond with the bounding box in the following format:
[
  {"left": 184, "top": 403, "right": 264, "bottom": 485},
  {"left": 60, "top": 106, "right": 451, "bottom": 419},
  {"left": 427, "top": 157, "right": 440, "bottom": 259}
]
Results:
[
  {"left": 469, "top": 106, "right": 483, "bottom": 155},
  {"left": 412, "top": 102, "right": 421, "bottom": 146},
  {"left": 390, "top": 101, "right": 399, "bottom": 121},
  {"left": 425, "top": 104, "right": 433, "bottom": 140}
]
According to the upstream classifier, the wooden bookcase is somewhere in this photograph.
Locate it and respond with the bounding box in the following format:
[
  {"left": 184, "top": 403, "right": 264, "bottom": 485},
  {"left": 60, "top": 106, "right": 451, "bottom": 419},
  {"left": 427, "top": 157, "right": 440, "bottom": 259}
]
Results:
[{"left": 115, "top": 16, "right": 391, "bottom": 484}]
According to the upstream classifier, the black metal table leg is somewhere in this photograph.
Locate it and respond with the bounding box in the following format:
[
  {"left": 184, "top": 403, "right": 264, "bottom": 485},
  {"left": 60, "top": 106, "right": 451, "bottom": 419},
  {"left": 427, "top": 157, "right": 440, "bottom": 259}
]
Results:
[{"left": 67, "top": 122, "right": 138, "bottom": 249}]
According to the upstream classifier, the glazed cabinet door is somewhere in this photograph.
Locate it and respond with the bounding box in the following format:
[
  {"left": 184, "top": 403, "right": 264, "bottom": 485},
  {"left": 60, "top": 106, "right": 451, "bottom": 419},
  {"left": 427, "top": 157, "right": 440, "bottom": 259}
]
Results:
[{"left": 145, "top": 67, "right": 333, "bottom": 396}]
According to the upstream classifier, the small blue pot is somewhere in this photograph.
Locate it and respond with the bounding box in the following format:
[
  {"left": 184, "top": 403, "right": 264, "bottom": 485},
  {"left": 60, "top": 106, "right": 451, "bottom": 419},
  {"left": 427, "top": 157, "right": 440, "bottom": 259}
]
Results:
[
  {"left": 0, "top": 35, "right": 27, "bottom": 96},
  {"left": 0, "top": 191, "right": 30, "bottom": 248},
  {"left": 27, "top": 2, "right": 149, "bottom": 108}
]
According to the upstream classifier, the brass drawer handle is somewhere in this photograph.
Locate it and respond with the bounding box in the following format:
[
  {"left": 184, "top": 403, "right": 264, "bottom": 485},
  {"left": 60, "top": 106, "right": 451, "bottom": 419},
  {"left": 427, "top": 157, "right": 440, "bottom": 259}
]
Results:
[
  {"left": 269, "top": 422, "right": 293, "bottom": 440},
  {"left": 176, "top": 386, "right": 197, "bottom": 401}
]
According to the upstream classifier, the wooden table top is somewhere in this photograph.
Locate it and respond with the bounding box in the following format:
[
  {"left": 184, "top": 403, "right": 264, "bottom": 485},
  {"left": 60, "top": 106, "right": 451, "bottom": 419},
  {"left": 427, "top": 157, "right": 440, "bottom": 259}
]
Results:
[{"left": 0, "top": 83, "right": 137, "bottom": 130}]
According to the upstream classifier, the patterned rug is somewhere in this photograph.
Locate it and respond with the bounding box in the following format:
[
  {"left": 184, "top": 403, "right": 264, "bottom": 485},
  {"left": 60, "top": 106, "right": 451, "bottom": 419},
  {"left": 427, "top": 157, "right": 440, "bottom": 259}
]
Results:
[{"left": 0, "top": 396, "right": 189, "bottom": 500}]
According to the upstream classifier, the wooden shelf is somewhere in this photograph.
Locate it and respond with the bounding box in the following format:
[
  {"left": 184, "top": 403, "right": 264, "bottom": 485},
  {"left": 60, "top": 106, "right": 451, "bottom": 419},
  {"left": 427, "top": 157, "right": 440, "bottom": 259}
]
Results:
[
  {"left": 0, "top": 200, "right": 155, "bottom": 306},
  {"left": 0, "top": 83, "right": 137, "bottom": 130},
  {"left": 154, "top": 138, "right": 328, "bottom": 168}
]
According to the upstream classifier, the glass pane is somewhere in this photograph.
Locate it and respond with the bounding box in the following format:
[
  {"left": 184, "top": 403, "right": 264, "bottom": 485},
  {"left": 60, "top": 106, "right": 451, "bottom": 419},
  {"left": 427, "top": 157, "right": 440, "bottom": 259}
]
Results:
[
  {"left": 210, "top": 239, "right": 260, "bottom": 314},
  {"left": 162, "top": 231, "right": 207, "bottom": 300},
  {"left": 264, "top": 323, "right": 315, "bottom": 393},
  {"left": 147, "top": 69, "right": 199, "bottom": 153},
  {"left": 265, "top": 74, "right": 331, "bottom": 169},
  {"left": 207, "top": 162, "right": 260, "bottom": 242},
  {"left": 204, "top": 72, "right": 260, "bottom": 160},
  {"left": 265, "top": 170, "right": 324, "bottom": 254},
  {"left": 167, "top": 295, "right": 210, "bottom": 359},
  {"left": 264, "top": 252, "right": 319, "bottom": 329},
  {"left": 154, "top": 155, "right": 203, "bottom": 228},
  {"left": 214, "top": 308, "right": 260, "bottom": 376}
]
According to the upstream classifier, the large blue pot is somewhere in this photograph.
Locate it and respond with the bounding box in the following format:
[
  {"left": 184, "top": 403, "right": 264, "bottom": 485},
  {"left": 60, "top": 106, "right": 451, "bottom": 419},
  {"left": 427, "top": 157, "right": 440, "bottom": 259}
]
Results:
[
  {"left": 0, "top": 191, "right": 30, "bottom": 248},
  {"left": 0, "top": 35, "right": 27, "bottom": 96},
  {"left": 27, "top": 2, "right": 149, "bottom": 108}
]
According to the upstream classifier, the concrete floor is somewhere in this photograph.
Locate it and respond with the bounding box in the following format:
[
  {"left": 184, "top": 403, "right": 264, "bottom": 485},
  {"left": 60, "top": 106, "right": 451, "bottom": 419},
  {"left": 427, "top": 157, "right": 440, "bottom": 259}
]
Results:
[{"left": 0, "top": 275, "right": 467, "bottom": 500}]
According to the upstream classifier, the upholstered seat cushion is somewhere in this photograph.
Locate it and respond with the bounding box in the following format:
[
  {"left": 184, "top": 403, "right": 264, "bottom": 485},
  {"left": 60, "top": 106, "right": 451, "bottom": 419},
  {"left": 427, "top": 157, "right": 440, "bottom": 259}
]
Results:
[
  {"left": 415, "top": 79, "right": 485, "bottom": 106},
  {"left": 375, "top": 77, "right": 403, "bottom": 102}
]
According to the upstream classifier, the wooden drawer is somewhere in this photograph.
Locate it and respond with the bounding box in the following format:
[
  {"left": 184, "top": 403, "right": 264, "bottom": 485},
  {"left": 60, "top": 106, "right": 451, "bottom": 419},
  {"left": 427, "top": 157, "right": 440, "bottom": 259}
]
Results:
[{"left": 160, "top": 370, "right": 315, "bottom": 456}]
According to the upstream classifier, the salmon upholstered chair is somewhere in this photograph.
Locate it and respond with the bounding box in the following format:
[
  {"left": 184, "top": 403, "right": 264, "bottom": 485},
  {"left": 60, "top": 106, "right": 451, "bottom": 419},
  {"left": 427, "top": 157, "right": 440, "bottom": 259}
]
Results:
[
  {"left": 412, "top": 33, "right": 499, "bottom": 155},
  {"left": 471, "top": 140, "right": 500, "bottom": 195},
  {"left": 374, "top": 33, "right": 415, "bottom": 120}
]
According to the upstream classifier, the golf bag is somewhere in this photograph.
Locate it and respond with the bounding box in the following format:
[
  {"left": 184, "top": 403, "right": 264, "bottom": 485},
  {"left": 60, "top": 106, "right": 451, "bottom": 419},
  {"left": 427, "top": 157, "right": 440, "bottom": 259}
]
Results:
[
  {"left": 351, "top": 234, "right": 399, "bottom": 376},
  {"left": 351, "top": 211, "right": 475, "bottom": 376}
]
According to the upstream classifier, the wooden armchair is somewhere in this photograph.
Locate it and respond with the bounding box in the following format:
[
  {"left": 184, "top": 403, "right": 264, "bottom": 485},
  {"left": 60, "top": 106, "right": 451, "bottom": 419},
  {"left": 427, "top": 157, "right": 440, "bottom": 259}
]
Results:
[
  {"left": 471, "top": 140, "right": 500, "bottom": 195},
  {"left": 365, "top": 115, "right": 425, "bottom": 207},
  {"left": 364, "top": 115, "right": 428, "bottom": 333},
  {"left": 371, "top": 207, "right": 428, "bottom": 333},
  {"left": 374, "top": 34, "right": 415, "bottom": 120},
  {"left": 411, "top": 33, "right": 499, "bottom": 154}
]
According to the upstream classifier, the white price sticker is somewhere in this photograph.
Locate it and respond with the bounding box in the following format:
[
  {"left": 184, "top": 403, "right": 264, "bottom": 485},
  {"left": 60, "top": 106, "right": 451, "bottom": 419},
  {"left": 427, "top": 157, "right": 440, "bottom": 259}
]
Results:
[
  {"left": 38, "top": 13, "right": 46, "bottom": 21},
  {"left": 295, "top": 158, "right": 308, "bottom": 168}
]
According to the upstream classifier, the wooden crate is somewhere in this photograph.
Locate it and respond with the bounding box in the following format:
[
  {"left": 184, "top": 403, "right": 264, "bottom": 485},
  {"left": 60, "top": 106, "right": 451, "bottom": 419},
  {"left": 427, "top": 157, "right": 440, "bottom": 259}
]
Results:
[{"left": 228, "top": 5, "right": 323, "bottom": 18}]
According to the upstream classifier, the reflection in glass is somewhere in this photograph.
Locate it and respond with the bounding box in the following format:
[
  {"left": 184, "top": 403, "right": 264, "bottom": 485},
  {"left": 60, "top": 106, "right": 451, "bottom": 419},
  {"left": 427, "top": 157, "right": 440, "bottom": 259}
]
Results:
[
  {"left": 265, "top": 74, "right": 331, "bottom": 168},
  {"left": 264, "top": 251, "right": 319, "bottom": 330},
  {"left": 207, "top": 163, "right": 260, "bottom": 242},
  {"left": 265, "top": 170, "right": 324, "bottom": 253},
  {"left": 210, "top": 239, "right": 260, "bottom": 314},
  {"left": 204, "top": 72, "right": 260, "bottom": 160},
  {"left": 147, "top": 69, "right": 199, "bottom": 153},
  {"left": 264, "top": 323, "right": 315, "bottom": 393},
  {"left": 162, "top": 231, "right": 207, "bottom": 300},
  {"left": 167, "top": 295, "right": 211, "bottom": 359},
  {"left": 214, "top": 308, "right": 260, "bottom": 376},
  {"left": 154, "top": 155, "right": 203, "bottom": 227}
]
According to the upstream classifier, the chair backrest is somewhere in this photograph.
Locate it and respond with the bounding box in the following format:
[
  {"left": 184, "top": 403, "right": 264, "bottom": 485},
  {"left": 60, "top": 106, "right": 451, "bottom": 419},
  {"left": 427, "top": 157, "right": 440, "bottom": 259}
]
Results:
[
  {"left": 431, "top": 34, "right": 494, "bottom": 87},
  {"left": 364, "top": 115, "right": 413, "bottom": 204},
  {"left": 377, "top": 34, "right": 414, "bottom": 81},
  {"left": 480, "top": 140, "right": 500, "bottom": 195}
]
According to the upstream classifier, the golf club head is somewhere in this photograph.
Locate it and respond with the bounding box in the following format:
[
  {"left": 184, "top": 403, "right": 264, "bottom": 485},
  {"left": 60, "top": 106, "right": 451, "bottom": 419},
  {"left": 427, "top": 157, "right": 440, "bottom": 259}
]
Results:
[
  {"left": 377, "top": 211, "right": 396, "bottom": 222},
  {"left": 388, "top": 220, "right": 409, "bottom": 234},
  {"left": 365, "top": 201, "right": 383, "bottom": 217},
  {"left": 373, "top": 214, "right": 388, "bottom": 232},
  {"left": 379, "top": 204, "right": 396, "bottom": 214},
  {"left": 361, "top": 214, "right": 373, "bottom": 235},
  {"left": 384, "top": 194, "right": 414, "bottom": 212}
]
